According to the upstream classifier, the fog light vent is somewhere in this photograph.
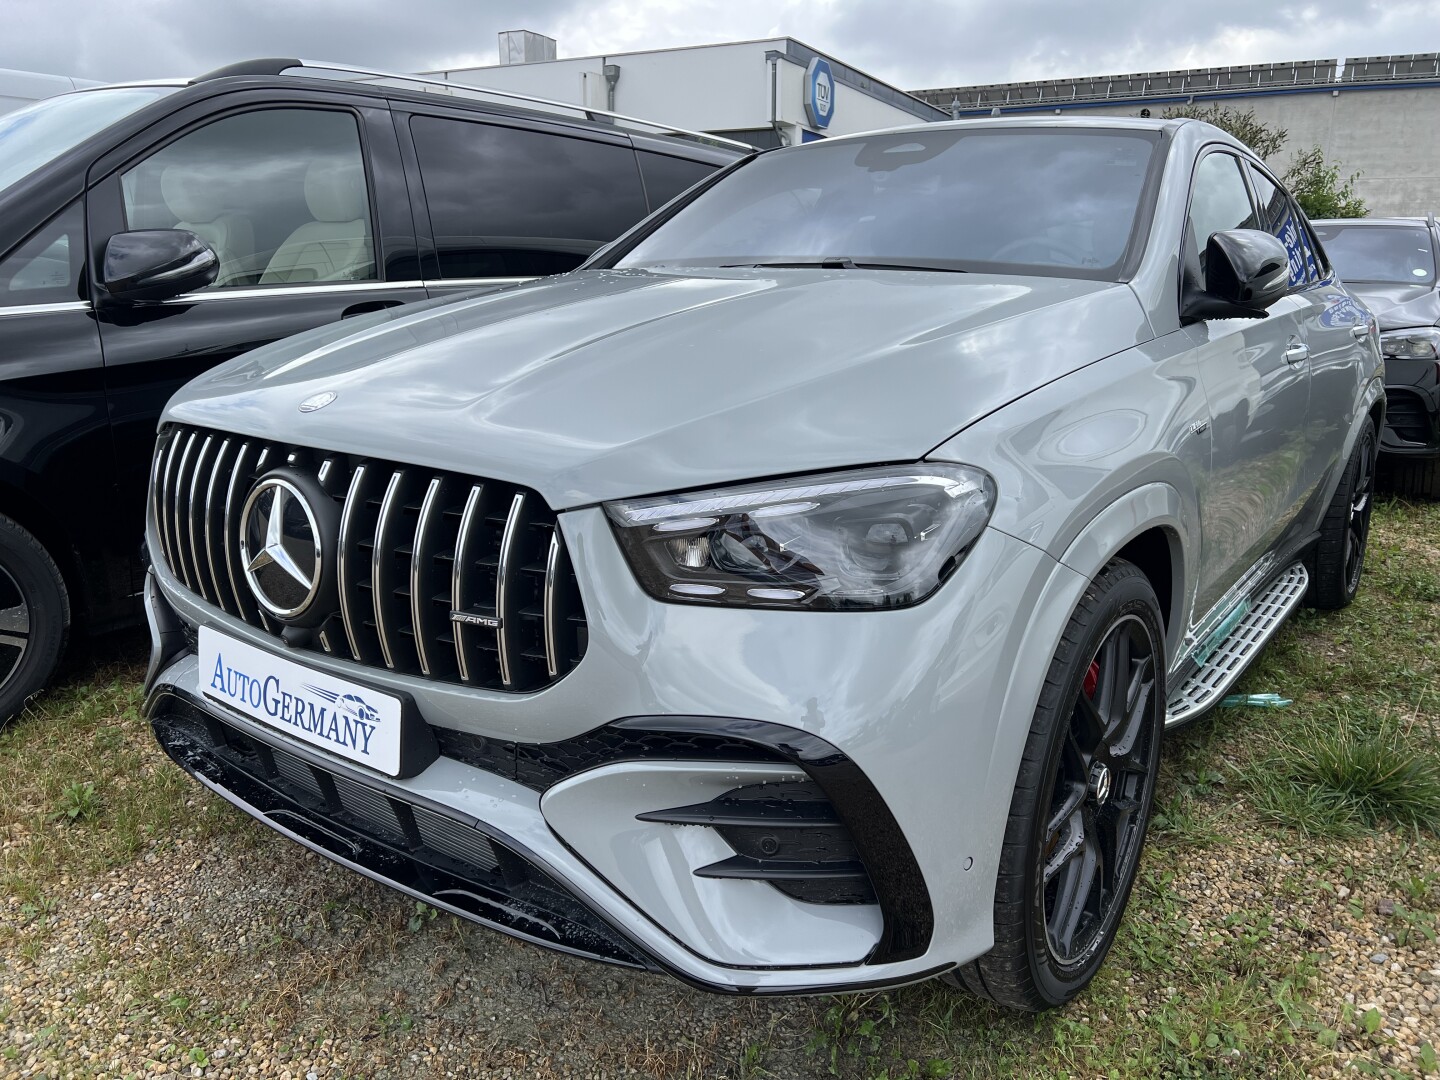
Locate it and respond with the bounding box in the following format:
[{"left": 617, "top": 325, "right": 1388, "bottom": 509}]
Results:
[{"left": 638, "top": 780, "right": 877, "bottom": 905}]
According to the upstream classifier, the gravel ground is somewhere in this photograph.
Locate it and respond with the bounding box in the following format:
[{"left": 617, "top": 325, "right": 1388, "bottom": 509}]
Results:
[{"left": 3, "top": 777, "right": 1436, "bottom": 1077}]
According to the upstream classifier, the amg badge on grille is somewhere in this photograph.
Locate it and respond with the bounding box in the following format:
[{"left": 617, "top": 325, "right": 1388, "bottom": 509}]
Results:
[{"left": 451, "top": 610, "right": 502, "bottom": 629}]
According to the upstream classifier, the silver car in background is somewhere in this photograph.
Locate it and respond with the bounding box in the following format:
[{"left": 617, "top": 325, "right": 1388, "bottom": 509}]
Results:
[{"left": 143, "top": 117, "right": 1382, "bottom": 1010}]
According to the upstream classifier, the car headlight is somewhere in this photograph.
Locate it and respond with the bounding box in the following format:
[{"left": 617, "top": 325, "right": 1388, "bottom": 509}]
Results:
[
  {"left": 1380, "top": 327, "right": 1440, "bottom": 360},
  {"left": 605, "top": 464, "right": 996, "bottom": 610}
]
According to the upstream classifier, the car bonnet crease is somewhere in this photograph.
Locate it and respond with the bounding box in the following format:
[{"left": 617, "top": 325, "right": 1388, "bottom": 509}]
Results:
[{"left": 166, "top": 266, "right": 1152, "bottom": 508}]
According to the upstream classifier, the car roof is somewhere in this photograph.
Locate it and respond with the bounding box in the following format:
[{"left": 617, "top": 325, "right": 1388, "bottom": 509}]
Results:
[
  {"left": 72, "top": 63, "right": 744, "bottom": 165},
  {"left": 1311, "top": 216, "right": 1438, "bottom": 227}
]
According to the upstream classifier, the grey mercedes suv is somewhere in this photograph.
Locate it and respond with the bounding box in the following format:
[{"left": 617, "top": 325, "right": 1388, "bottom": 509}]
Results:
[{"left": 143, "top": 117, "right": 1382, "bottom": 1010}]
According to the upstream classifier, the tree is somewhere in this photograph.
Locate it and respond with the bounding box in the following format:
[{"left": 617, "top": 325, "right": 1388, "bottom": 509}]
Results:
[
  {"left": 1280, "top": 146, "right": 1368, "bottom": 219},
  {"left": 1158, "top": 103, "right": 1367, "bottom": 218},
  {"left": 1160, "top": 104, "right": 1288, "bottom": 159}
]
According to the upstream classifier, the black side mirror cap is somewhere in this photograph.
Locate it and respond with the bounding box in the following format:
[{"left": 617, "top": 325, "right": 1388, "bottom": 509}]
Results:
[
  {"left": 103, "top": 229, "right": 218, "bottom": 304},
  {"left": 1181, "top": 229, "right": 1293, "bottom": 322}
]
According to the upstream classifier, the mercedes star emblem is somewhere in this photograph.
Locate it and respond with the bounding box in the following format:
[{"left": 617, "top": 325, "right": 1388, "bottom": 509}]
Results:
[
  {"left": 239, "top": 476, "right": 323, "bottom": 619},
  {"left": 299, "top": 391, "right": 337, "bottom": 413}
]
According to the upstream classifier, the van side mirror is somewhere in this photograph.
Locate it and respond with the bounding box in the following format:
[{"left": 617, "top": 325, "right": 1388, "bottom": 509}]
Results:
[
  {"left": 1181, "top": 229, "right": 1292, "bottom": 321},
  {"left": 103, "top": 229, "right": 218, "bottom": 303}
]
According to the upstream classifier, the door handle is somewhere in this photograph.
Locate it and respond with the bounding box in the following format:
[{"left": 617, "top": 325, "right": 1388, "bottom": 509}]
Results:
[
  {"left": 341, "top": 300, "right": 403, "bottom": 319},
  {"left": 1284, "top": 340, "right": 1310, "bottom": 365},
  {"left": 1350, "top": 324, "right": 1370, "bottom": 340}
]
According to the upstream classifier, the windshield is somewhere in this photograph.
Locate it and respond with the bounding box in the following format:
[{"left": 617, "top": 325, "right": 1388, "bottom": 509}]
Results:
[
  {"left": 0, "top": 86, "right": 176, "bottom": 196},
  {"left": 1311, "top": 222, "right": 1436, "bottom": 285},
  {"left": 616, "top": 127, "right": 1161, "bottom": 280}
]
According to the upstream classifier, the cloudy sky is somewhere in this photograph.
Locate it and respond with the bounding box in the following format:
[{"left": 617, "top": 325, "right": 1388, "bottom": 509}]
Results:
[{"left": 4, "top": 0, "right": 1434, "bottom": 90}]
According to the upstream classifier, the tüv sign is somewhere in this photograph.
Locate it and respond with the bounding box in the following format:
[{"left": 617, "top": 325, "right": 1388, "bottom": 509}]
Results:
[{"left": 806, "top": 57, "right": 835, "bottom": 130}]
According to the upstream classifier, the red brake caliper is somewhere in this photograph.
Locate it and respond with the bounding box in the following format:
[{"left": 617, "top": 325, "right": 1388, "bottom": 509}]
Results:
[{"left": 1083, "top": 661, "right": 1099, "bottom": 700}]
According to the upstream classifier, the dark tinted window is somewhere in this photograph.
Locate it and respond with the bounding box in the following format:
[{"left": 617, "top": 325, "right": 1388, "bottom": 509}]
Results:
[
  {"left": 1311, "top": 222, "right": 1435, "bottom": 285},
  {"left": 0, "top": 201, "right": 84, "bottom": 307},
  {"left": 1249, "top": 166, "right": 1322, "bottom": 286},
  {"left": 1186, "top": 152, "right": 1258, "bottom": 290},
  {"left": 618, "top": 128, "right": 1161, "bottom": 280},
  {"left": 411, "top": 116, "right": 648, "bottom": 278},
  {"left": 638, "top": 151, "right": 718, "bottom": 209}
]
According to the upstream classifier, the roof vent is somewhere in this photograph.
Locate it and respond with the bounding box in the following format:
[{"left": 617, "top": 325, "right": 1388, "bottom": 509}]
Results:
[{"left": 498, "top": 30, "right": 557, "bottom": 66}]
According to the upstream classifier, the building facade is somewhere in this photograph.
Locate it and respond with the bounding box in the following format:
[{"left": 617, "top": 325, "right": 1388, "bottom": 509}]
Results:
[
  {"left": 418, "top": 35, "right": 947, "bottom": 149},
  {"left": 913, "top": 54, "right": 1440, "bottom": 216}
]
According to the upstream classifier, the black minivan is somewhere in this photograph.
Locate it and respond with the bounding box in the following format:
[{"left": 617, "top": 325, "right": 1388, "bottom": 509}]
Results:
[{"left": 0, "top": 59, "right": 743, "bottom": 719}]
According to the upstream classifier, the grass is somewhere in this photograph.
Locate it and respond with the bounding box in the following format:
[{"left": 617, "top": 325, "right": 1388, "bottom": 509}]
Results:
[
  {"left": 1243, "top": 705, "right": 1440, "bottom": 836},
  {"left": 1, "top": 499, "right": 1437, "bottom": 1078}
]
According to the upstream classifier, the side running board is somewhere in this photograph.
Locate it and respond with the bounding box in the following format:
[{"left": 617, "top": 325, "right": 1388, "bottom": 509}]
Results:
[{"left": 1165, "top": 563, "right": 1309, "bottom": 727}]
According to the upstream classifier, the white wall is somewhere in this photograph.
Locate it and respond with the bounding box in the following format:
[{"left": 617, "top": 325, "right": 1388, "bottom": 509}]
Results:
[
  {"left": 0, "top": 68, "right": 99, "bottom": 115},
  {"left": 425, "top": 40, "right": 935, "bottom": 144}
]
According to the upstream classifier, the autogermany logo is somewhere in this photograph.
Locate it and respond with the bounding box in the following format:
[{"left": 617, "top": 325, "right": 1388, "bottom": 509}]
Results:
[{"left": 239, "top": 476, "right": 324, "bottom": 619}]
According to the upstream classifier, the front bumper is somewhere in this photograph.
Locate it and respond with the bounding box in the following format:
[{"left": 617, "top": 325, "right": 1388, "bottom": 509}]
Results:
[
  {"left": 1381, "top": 354, "right": 1440, "bottom": 458},
  {"left": 144, "top": 510, "right": 1072, "bottom": 993}
]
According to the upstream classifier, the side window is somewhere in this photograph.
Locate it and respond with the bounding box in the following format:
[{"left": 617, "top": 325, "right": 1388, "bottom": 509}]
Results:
[
  {"left": 0, "top": 201, "right": 84, "bottom": 307},
  {"left": 637, "top": 151, "right": 718, "bottom": 211},
  {"left": 1248, "top": 166, "right": 1322, "bottom": 286},
  {"left": 410, "top": 116, "right": 648, "bottom": 278},
  {"left": 1186, "top": 152, "right": 1258, "bottom": 289},
  {"left": 121, "top": 109, "right": 376, "bottom": 289}
]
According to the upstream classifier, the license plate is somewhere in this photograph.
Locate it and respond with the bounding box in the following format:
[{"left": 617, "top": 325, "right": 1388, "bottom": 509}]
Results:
[{"left": 199, "top": 625, "right": 404, "bottom": 776}]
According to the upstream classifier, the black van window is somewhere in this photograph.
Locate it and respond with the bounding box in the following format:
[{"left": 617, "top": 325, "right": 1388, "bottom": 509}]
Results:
[
  {"left": 122, "top": 109, "right": 377, "bottom": 289},
  {"left": 410, "top": 116, "right": 647, "bottom": 278},
  {"left": 637, "top": 151, "right": 718, "bottom": 210},
  {"left": 0, "top": 201, "right": 84, "bottom": 307}
]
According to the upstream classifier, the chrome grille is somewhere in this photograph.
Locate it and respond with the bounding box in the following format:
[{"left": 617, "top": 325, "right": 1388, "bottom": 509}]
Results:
[{"left": 152, "top": 424, "right": 587, "bottom": 692}]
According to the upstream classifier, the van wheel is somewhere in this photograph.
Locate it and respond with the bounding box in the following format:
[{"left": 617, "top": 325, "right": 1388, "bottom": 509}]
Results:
[
  {"left": 947, "top": 560, "right": 1164, "bottom": 1011},
  {"left": 1308, "top": 418, "right": 1377, "bottom": 611},
  {"left": 0, "top": 515, "right": 69, "bottom": 726}
]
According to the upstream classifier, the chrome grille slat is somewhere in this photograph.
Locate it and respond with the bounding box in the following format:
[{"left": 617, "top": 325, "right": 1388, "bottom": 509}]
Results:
[
  {"left": 223, "top": 442, "right": 259, "bottom": 624},
  {"left": 170, "top": 432, "right": 199, "bottom": 590},
  {"left": 150, "top": 433, "right": 172, "bottom": 572},
  {"left": 494, "top": 493, "right": 526, "bottom": 689},
  {"left": 451, "top": 484, "right": 484, "bottom": 684},
  {"left": 186, "top": 436, "right": 215, "bottom": 603},
  {"left": 542, "top": 530, "right": 561, "bottom": 679},
  {"left": 202, "top": 438, "right": 233, "bottom": 608},
  {"left": 410, "top": 477, "right": 444, "bottom": 676},
  {"left": 371, "top": 470, "right": 406, "bottom": 671},
  {"left": 152, "top": 424, "right": 585, "bottom": 693},
  {"left": 338, "top": 464, "right": 370, "bottom": 662}
]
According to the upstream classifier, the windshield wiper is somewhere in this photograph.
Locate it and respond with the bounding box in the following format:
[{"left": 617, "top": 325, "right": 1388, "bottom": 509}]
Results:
[{"left": 721, "top": 258, "right": 968, "bottom": 273}]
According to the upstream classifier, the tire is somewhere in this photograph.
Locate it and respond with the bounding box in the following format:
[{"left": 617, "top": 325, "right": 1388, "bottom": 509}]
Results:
[
  {"left": 1378, "top": 453, "right": 1440, "bottom": 501},
  {"left": 0, "top": 514, "right": 69, "bottom": 726},
  {"left": 946, "top": 559, "right": 1165, "bottom": 1012},
  {"left": 1307, "top": 418, "right": 1377, "bottom": 611}
]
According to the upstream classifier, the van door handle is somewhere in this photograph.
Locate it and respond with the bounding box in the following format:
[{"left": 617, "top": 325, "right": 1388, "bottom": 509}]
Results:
[
  {"left": 1284, "top": 340, "right": 1310, "bottom": 365},
  {"left": 1350, "top": 324, "right": 1370, "bottom": 340},
  {"left": 342, "top": 300, "right": 404, "bottom": 319}
]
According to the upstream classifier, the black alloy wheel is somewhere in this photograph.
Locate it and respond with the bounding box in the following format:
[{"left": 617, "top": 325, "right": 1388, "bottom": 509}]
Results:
[
  {"left": 0, "top": 514, "right": 69, "bottom": 725},
  {"left": 1041, "top": 614, "right": 1157, "bottom": 966},
  {"left": 1342, "top": 428, "right": 1375, "bottom": 597},
  {"left": 1309, "top": 418, "right": 1378, "bottom": 611},
  {"left": 949, "top": 559, "right": 1164, "bottom": 1011}
]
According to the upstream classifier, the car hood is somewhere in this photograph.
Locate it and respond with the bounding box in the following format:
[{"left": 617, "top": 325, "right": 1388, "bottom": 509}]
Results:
[
  {"left": 1343, "top": 282, "right": 1440, "bottom": 331},
  {"left": 167, "top": 267, "right": 1150, "bottom": 508}
]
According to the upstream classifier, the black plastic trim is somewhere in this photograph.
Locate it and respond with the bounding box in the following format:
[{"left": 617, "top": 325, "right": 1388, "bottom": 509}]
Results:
[
  {"left": 694, "top": 855, "right": 869, "bottom": 881},
  {"left": 612, "top": 716, "right": 934, "bottom": 966}
]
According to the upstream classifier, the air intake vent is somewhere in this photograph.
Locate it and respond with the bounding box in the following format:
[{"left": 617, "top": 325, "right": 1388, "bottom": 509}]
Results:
[{"left": 151, "top": 424, "right": 587, "bottom": 692}]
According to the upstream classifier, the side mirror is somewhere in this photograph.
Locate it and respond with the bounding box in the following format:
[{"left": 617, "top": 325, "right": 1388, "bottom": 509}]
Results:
[
  {"left": 1182, "top": 229, "right": 1292, "bottom": 321},
  {"left": 103, "top": 229, "right": 218, "bottom": 304}
]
